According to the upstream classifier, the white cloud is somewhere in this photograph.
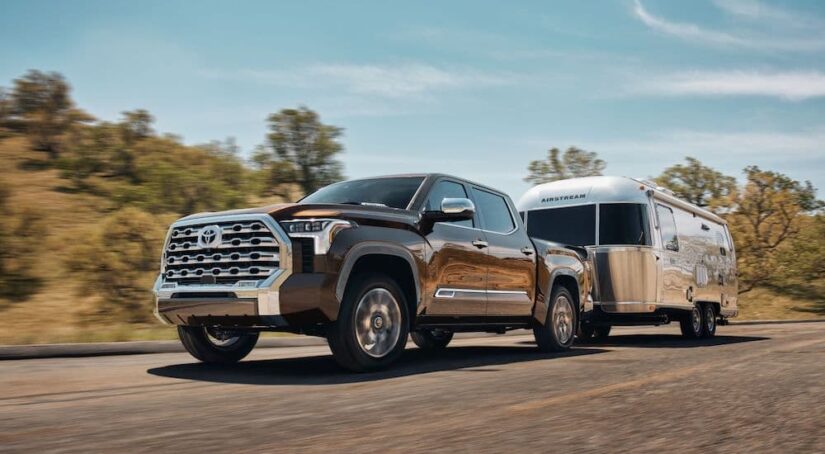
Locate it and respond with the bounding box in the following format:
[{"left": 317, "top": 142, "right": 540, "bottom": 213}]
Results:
[
  {"left": 200, "top": 63, "right": 512, "bottom": 99},
  {"left": 712, "top": 0, "right": 825, "bottom": 29},
  {"left": 631, "top": 70, "right": 825, "bottom": 101},
  {"left": 631, "top": 0, "right": 825, "bottom": 51}
]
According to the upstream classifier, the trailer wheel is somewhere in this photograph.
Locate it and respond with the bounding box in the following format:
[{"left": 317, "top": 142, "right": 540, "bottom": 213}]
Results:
[
  {"left": 327, "top": 273, "right": 409, "bottom": 372},
  {"left": 702, "top": 303, "right": 717, "bottom": 338},
  {"left": 177, "top": 326, "right": 259, "bottom": 364},
  {"left": 594, "top": 326, "right": 612, "bottom": 339},
  {"left": 680, "top": 303, "right": 703, "bottom": 339},
  {"left": 411, "top": 329, "right": 453, "bottom": 350},
  {"left": 534, "top": 286, "right": 577, "bottom": 352}
]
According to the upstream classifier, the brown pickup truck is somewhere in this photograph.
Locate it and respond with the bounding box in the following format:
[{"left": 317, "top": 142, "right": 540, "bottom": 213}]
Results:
[{"left": 153, "top": 174, "right": 591, "bottom": 371}]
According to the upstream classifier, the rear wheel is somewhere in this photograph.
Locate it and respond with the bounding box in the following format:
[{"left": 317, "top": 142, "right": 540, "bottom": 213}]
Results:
[
  {"left": 702, "top": 303, "right": 717, "bottom": 338},
  {"left": 177, "top": 326, "right": 259, "bottom": 364},
  {"left": 327, "top": 273, "right": 409, "bottom": 372},
  {"left": 411, "top": 329, "right": 453, "bottom": 350},
  {"left": 534, "top": 286, "right": 577, "bottom": 352},
  {"left": 680, "top": 303, "right": 703, "bottom": 339}
]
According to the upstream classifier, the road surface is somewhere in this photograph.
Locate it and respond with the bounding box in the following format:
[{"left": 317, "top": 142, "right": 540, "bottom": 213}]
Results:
[{"left": 1, "top": 323, "right": 824, "bottom": 452}]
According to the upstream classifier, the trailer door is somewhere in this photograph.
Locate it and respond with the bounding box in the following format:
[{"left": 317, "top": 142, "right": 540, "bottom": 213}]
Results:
[{"left": 655, "top": 203, "right": 686, "bottom": 307}]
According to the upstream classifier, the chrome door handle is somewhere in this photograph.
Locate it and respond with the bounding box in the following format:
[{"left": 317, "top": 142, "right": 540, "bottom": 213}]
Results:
[
  {"left": 472, "top": 240, "right": 489, "bottom": 249},
  {"left": 521, "top": 247, "right": 534, "bottom": 256}
]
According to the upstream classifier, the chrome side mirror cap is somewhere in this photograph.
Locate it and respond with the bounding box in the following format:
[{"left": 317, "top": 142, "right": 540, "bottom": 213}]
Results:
[{"left": 441, "top": 198, "right": 475, "bottom": 216}]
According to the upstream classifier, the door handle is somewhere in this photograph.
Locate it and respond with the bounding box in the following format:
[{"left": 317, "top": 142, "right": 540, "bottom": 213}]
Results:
[
  {"left": 472, "top": 239, "right": 489, "bottom": 249},
  {"left": 521, "top": 247, "right": 534, "bottom": 256}
]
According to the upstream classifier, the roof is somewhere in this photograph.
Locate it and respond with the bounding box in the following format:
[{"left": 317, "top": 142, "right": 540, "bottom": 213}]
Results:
[{"left": 517, "top": 176, "right": 725, "bottom": 224}]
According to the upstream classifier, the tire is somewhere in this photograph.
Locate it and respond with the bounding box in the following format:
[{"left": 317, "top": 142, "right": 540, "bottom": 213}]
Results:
[
  {"left": 177, "top": 326, "right": 259, "bottom": 364},
  {"left": 327, "top": 273, "right": 409, "bottom": 372},
  {"left": 680, "top": 303, "right": 704, "bottom": 339},
  {"left": 702, "top": 303, "right": 717, "bottom": 338},
  {"left": 411, "top": 329, "right": 453, "bottom": 350},
  {"left": 577, "top": 325, "right": 595, "bottom": 340},
  {"left": 534, "top": 286, "right": 577, "bottom": 352},
  {"left": 594, "top": 326, "right": 612, "bottom": 339}
]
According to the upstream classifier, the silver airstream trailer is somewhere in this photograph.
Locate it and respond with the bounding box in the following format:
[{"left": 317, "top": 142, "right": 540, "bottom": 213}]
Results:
[{"left": 517, "top": 176, "right": 738, "bottom": 339}]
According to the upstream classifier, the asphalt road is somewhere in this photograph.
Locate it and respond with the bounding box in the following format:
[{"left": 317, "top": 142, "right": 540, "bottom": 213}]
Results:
[{"left": 1, "top": 323, "right": 823, "bottom": 453}]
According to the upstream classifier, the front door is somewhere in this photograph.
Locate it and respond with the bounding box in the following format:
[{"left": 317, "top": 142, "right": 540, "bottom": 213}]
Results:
[
  {"left": 655, "top": 203, "right": 686, "bottom": 306},
  {"left": 424, "top": 179, "right": 488, "bottom": 316},
  {"left": 470, "top": 187, "right": 536, "bottom": 317}
]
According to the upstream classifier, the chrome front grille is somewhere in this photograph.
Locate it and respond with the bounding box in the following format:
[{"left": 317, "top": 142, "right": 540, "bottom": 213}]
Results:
[{"left": 162, "top": 218, "right": 282, "bottom": 286}]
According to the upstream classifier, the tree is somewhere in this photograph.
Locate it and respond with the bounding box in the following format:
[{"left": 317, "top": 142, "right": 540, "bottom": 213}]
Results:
[
  {"left": 261, "top": 106, "right": 344, "bottom": 195},
  {"left": 0, "top": 87, "right": 11, "bottom": 136},
  {"left": 0, "top": 184, "right": 45, "bottom": 302},
  {"left": 120, "top": 109, "right": 155, "bottom": 143},
  {"left": 655, "top": 157, "right": 736, "bottom": 209},
  {"left": 9, "top": 70, "right": 91, "bottom": 158},
  {"left": 66, "top": 207, "right": 166, "bottom": 321},
  {"left": 725, "top": 166, "right": 822, "bottom": 294},
  {"left": 525, "top": 147, "right": 605, "bottom": 185}
]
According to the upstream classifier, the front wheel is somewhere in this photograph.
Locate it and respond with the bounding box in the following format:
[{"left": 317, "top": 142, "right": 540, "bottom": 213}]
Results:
[
  {"left": 177, "top": 326, "right": 259, "bottom": 364},
  {"left": 327, "top": 273, "right": 409, "bottom": 372},
  {"left": 412, "top": 329, "right": 453, "bottom": 350},
  {"left": 534, "top": 286, "right": 577, "bottom": 352}
]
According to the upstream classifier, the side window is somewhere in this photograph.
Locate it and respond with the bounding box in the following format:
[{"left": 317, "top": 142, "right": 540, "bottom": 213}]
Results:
[
  {"left": 425, "top": 180, "right": 473, "bottom": 227},
  {"left": 656, "top": 204, "right": 679, "bottom": 251},
  {"left": 472, "top": 188, "right": 516, "bottom": 234}
]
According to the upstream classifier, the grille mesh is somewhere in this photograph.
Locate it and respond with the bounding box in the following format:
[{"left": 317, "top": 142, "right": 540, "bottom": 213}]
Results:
[{"left": 163, "top": 218, "right": 281, "bottom": 286}]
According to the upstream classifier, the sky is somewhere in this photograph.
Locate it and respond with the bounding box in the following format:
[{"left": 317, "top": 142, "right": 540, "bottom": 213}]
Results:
[{"left": 1, "top": 0, "right": 824, "bottom": 200}]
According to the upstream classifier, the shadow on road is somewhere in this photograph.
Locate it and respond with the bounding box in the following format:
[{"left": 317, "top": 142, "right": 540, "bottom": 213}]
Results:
[
  {"left": 147, "top": 345, "right": 607, "bottom": 385},
  {"left": 519, "top": 334, "right": 769, "bottom": 348}
]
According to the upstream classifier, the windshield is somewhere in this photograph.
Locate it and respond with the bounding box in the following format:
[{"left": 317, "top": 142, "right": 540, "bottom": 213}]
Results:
[{"left": 300, "top": 177, "right": 424, "bottom": 209}]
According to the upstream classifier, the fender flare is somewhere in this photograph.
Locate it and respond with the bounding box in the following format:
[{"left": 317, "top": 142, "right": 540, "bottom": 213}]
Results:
[
  {"left": 533, "top": 267, "right": 583, "bottom": 325},
  {"left": 335, "top": 242, "right": 421, "bottom": 305}
]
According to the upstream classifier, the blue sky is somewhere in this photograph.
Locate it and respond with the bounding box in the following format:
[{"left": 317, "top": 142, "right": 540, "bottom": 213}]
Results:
[{"left": 1, "top": 0, "right": 824, "bottom": 199}]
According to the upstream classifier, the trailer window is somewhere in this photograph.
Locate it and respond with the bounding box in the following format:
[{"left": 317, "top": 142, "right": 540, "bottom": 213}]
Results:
[
  {"left": 598, "top": 203, "right": 651, "bottom": 246},
  {"left": 656, "top": 204, "right": 679, "bottom": 251},
  {"left": 525, "top": 205, "right": 596, "bottom": 246}
]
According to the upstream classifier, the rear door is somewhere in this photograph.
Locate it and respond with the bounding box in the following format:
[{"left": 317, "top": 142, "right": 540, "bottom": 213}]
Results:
[
  {"left": 423, "top": 178, "right": 488, "bottom": 316},
  {"left": 469, "top": 187, "right": 535, "bottom": 317}
]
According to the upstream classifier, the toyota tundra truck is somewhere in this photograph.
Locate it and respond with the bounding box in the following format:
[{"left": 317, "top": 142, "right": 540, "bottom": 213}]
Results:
[{"left": 153, "top": 174, "right": 591, "bottom": 371}]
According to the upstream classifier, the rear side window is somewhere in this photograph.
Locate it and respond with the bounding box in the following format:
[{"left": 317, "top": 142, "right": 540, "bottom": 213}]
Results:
[
  {"left": 656, "top": 204, "right": 679, "bottom": 251},
  {"left": 471, "top": 188, "right": 515, "bottom": 234},
  {"left": 526, "top": 205, "right": 596, "bottom": 246},
  {"left": 599, "top": 203, "right": 651, "bottom": 246},
  {"left": 425, "top": 180, "right": 473, "bottom": 227}
]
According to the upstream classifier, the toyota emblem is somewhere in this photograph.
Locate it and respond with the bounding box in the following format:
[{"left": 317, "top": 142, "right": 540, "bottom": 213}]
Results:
[{"left": 197, "top": 225, "right": 222, "bottom": 249}]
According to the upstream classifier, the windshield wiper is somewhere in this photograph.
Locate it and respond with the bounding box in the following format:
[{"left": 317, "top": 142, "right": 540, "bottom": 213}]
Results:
[{"left": 338, "top": 201, "right": 389, "bottom": 207}]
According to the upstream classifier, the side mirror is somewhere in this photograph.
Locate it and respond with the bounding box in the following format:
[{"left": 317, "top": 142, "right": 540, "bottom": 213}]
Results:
[{"left": 423, "top": 198, "right": 475, "bottom": 223}]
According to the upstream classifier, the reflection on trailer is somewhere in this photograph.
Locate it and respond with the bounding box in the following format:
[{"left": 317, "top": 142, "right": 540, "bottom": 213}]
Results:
[{"left": 517, "top": 176, "right": 738, "bottom": 339}]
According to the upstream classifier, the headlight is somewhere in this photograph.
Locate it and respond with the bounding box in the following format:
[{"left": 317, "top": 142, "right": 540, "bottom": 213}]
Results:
[{"left": 279, "top": 218, "right": 355, "bottom": 255}]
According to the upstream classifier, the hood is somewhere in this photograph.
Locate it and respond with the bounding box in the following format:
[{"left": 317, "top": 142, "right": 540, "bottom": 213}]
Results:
[{"left": 180, "top": 202, "right": 421, "bottom": 230}]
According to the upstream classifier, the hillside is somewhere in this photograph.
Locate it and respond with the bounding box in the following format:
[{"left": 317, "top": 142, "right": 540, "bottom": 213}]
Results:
[{"left": 0, "top": 133, "right": 822, "bottom": 344}]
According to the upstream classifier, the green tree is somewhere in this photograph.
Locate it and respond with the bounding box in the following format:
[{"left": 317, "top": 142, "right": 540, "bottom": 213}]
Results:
[
  {"left": 525, "top": 147, "right": 606, "bottom": 185},
  {"left": 120, "top": 109, "right": 155, "bottom": 143},
  {"left": 0, "top": 184, "right": 45, "bottom": 302},
  {"left": 655, "top": 157, "right": 737, "bottom": 209},
  {"left": 259, "top": 106, "right": 344, "bottom": 195},
  {"left": 725, "top": 166, "right": 822, "bottom": 294},
  {"left": 0, "top": 87, "right": 11, "bottom": 136},
  {"left": 9, "top": 70, "right": 91, "bottom": 158},
  {"left": 66, "top": 207, "right": 166, "bottom": 322}
]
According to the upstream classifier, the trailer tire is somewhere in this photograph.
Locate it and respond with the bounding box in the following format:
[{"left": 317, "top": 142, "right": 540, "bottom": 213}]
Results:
[
  {"left": 702, "top": 303, "right": 717, "bottom": 338},
  {"left": 178, "top": 326, "right": 259, "bottom": 364},
  {"left": 327, "top": 273, "right": 409, "bottom": 372},
  {"left": 411, "top": 329, "right": 453, "bottom": 350},
  {"left": 534, "top": 286, "right": 577, "bottom": 352},
  {"left": 680, "top": 303, "right": 703, "bottom": 339}
]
